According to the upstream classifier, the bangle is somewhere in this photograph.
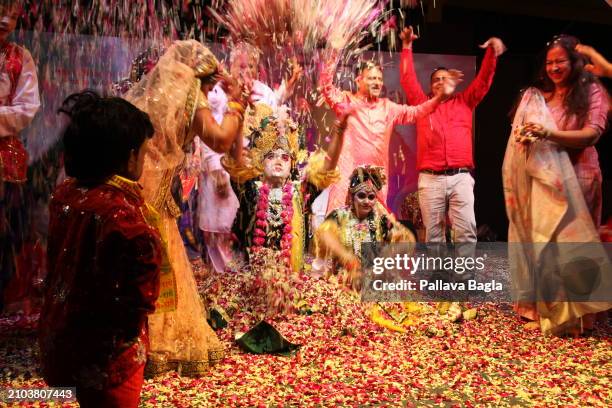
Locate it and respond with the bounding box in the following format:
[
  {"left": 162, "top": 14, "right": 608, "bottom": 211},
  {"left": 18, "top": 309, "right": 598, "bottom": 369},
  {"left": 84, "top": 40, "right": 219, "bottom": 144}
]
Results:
[
  {"left": 334, "top": 119, "right": 347, "bottom": 131},
  {"left": 227, "top": 101, "right": 246, "bottom": 114},
  {"left": 225, "top": 109, "right": 243, "bottom": 122}
]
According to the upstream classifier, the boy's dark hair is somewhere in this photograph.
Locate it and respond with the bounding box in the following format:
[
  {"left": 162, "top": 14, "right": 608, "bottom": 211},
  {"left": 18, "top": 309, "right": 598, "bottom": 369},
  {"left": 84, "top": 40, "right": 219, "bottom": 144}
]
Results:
[{"left": 58, "top": 90, "right": 154, "bottom": 182}]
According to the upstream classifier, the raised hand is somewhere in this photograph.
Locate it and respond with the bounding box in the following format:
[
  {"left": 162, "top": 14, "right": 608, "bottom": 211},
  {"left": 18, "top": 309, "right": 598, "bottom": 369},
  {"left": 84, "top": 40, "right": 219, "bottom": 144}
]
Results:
[
  {"left": 479, "top": 37, "right": 507, "bottom": 57},
  {"left": 576, "top": 44, "right": 612, "bottom": 78},
  {"left": 287, "top": 57, "right": 304, "bottom": 89},
  {"left": 444, "top": 69, "right": 464, "bottom": 95},
  {"left": 399, "top": 26, "right": 418, "bottom": 49}
]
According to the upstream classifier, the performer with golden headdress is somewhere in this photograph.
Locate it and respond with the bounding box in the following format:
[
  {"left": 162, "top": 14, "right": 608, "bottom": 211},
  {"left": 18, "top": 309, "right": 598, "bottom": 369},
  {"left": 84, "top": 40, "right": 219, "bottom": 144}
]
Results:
[
  {"left": 315, "top": 165, "right": 415, "bottom": 289},
  {"left": 223, "top": 104, "right": 345, "bottom": 275},
  {"left": 124, "top": 40, "right": 249, "bottom": 377},
  {"left": 198, "top": 42, "right": 302, "bottom": 274}
]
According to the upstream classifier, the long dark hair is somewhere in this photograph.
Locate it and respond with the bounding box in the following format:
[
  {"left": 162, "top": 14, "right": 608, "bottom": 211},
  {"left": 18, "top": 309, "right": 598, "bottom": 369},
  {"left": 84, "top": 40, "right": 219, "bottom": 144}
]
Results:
[{"left": 532, "top": 34, "right": 599, "bottom": 128}]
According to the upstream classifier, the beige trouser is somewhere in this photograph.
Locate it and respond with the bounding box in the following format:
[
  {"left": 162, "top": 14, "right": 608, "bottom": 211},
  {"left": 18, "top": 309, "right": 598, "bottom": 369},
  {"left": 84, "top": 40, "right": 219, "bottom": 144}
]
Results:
[{"left": 417, "top": 172, "right": 477, "bottom": 243}]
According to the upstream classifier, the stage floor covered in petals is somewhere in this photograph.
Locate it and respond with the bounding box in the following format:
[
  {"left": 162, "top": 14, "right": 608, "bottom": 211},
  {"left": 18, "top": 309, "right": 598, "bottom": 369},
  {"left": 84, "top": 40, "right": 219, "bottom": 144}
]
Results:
[{"left": 1, "top": 262, "right": 610, "bottom": 407}]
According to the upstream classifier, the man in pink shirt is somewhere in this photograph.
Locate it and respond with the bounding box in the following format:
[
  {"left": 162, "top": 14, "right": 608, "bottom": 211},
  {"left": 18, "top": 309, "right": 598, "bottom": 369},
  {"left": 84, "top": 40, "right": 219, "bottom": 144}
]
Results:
[
  {"left": 399, "top": 26, "right": 505, "bottom": 243},
  {"left": 318, "top": 55, "right": 455, "bottom": 213}
]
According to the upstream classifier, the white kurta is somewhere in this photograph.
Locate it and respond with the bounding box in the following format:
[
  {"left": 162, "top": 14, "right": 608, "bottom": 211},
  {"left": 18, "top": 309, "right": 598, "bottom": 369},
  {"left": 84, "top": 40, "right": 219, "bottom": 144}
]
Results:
[{"left": 0, "top": 45, "right": 40, "bottom": 138}]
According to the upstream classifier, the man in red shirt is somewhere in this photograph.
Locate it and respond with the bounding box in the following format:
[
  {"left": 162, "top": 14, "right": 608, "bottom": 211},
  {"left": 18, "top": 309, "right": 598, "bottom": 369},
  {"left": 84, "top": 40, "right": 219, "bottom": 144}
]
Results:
[{"left": 400, "top": 26, "right": 505, "bottom": 243}]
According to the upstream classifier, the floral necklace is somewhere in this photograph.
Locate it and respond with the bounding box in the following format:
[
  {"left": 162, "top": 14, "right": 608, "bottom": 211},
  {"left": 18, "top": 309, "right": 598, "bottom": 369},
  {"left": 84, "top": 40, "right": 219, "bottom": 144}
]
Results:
[
  {"left": 253, "top": 182, "right": 294, "bottom": 268},
  {"left": 345, "top": 210, "right": 377, "bottom": 257}
]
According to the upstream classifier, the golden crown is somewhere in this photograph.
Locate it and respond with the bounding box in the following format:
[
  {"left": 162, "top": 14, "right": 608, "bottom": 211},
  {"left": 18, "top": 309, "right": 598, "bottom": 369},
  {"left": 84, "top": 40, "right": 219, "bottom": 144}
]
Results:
[{"left": 246, "top": 104, "right": 307, "bottom": 173}]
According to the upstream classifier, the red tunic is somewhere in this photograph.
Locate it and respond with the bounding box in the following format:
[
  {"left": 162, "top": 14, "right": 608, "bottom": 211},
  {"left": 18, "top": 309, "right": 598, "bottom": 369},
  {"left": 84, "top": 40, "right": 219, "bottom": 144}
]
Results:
[
  {"left": 400, "top": 47, "right": 497, "bottom": 171},
  {"left": 39, "top": 176, "right": 161, "bottom": 390},
  {"left": 0, "top": 42, "right": 31, "bottom": 182}
]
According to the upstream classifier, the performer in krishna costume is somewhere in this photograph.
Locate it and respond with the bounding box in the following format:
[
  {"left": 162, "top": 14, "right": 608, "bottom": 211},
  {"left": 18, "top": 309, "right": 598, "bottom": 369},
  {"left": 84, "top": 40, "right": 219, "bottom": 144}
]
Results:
[
  {"left": 315, "top": 165, "right": 439, "bottom": 333},
  {"left": 198, "top": 42, "right": 302, "bottom": 274},
  {"left": 223, "top": 103, "right": 345, "bottom": 276}
]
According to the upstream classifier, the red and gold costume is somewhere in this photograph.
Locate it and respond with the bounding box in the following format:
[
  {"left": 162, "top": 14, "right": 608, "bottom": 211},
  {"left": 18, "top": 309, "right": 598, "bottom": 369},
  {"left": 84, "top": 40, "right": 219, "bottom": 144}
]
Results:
[
  {"left": 39, "top": 175, "right": 161, "bottom": 405},
  {"left": 0, "top": 40, "right": 40, "bottom": 312}
]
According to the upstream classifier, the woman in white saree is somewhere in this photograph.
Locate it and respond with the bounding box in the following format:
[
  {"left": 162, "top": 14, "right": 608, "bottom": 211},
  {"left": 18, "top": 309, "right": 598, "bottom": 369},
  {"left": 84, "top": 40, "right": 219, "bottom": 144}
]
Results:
[{"left": 503, "top": 35, "right": 610, "bottom": 336}]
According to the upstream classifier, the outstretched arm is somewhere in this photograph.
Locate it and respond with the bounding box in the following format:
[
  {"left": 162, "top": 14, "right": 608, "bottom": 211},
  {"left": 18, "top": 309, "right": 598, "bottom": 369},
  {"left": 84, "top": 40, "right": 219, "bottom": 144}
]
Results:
[
  {"left": 191, "top": 76, "right": 249, "bottom": 153},
  {"left": 390, "top": 93, "right": 442, "bottom": 125},
  {"left": 322, "top": 115, "right": 348, "bottom": 172},
  {"left": 463, "top": 37, "right": 505, "bottom": 108},
  {"left": 318, "top": 51, "right": 350, "bottom": 115},
  {"left": 523, "top": 122, "right": 601, "bottom": 149},
  {"left": 391, "top": 69, "right": 462, "bottom": 125},
  {"left": 399, "top": 26, "right": 427, "bottom": 105},
  {"left": 191, "top": 107, "right": 243, "bottom": 153},
  {"left": 275, "top": 57, "right": 303, "bottom": 104}
]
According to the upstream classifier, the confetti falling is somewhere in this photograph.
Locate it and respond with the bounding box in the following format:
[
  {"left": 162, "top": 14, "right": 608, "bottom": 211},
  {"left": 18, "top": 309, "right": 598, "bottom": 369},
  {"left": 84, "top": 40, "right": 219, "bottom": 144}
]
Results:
[
  {"left": 1, "top": 259, "right": 610, "bottom": 407},
  {"left": 208, "top": 0, "right": 389, "bottom": 130},
  {"left": 209, "top": 0, "right": 382, "bottom": 54},
  {"left": 3, "top": 2, "right": 611, "bottom": 406}
]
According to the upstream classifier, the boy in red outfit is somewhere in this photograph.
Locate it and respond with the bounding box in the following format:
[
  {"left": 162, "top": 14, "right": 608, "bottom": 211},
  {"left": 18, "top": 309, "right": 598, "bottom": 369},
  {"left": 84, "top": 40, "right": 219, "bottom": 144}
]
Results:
[{"left": 39, "top": 91, "right": 161, "bottom": 408}]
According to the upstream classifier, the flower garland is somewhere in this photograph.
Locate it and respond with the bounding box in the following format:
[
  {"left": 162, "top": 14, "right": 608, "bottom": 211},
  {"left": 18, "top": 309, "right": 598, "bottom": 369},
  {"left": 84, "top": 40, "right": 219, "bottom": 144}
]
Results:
[
  {"left": 345, "top": 210, "right": 377, "bottom": 258},
  {"left": 253, "top": 182, "right": 294, "bottom": 268}
]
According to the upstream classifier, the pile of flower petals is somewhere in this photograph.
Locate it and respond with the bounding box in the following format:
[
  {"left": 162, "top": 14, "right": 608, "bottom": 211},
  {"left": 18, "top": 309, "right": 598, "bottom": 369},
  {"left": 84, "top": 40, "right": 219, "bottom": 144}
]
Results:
[
  {"left": 174, "top": 265, "right": 611, "bottom": 407},
  {"left": 1, "top": 263, "right": 610, "bottom": 407}
]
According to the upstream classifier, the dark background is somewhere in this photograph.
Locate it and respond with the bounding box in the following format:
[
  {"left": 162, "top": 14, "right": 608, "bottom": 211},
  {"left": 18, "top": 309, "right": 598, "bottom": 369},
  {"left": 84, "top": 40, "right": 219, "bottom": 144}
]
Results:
[{"left": 400, "top": 0, "right": 612, "bottom": 240}]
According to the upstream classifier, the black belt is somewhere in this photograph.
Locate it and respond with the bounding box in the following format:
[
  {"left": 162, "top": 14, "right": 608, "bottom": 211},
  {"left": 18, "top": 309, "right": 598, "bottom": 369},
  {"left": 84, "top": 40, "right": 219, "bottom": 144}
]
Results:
[{"left": 421, "top": 167, "right": 471, "bottom": 176}]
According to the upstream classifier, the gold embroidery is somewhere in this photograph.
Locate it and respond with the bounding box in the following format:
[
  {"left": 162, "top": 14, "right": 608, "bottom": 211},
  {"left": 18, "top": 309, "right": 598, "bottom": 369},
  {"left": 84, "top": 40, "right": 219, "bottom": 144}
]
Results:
[{"left": 105, "top": 174, "right": 143, "bottom": 200}]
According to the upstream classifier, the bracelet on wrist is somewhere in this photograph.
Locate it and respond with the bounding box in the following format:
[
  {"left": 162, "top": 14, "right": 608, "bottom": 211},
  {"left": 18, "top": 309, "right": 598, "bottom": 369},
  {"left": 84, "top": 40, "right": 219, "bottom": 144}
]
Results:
[
  {"left": 225, "top": 109, "right": 244, "bottom": 121},
  {"left": 227, "top": 101, "right": 246, "bottom": 114},
  {"left": 334, "top": 119, "right": 348, "bottom": 131}
]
